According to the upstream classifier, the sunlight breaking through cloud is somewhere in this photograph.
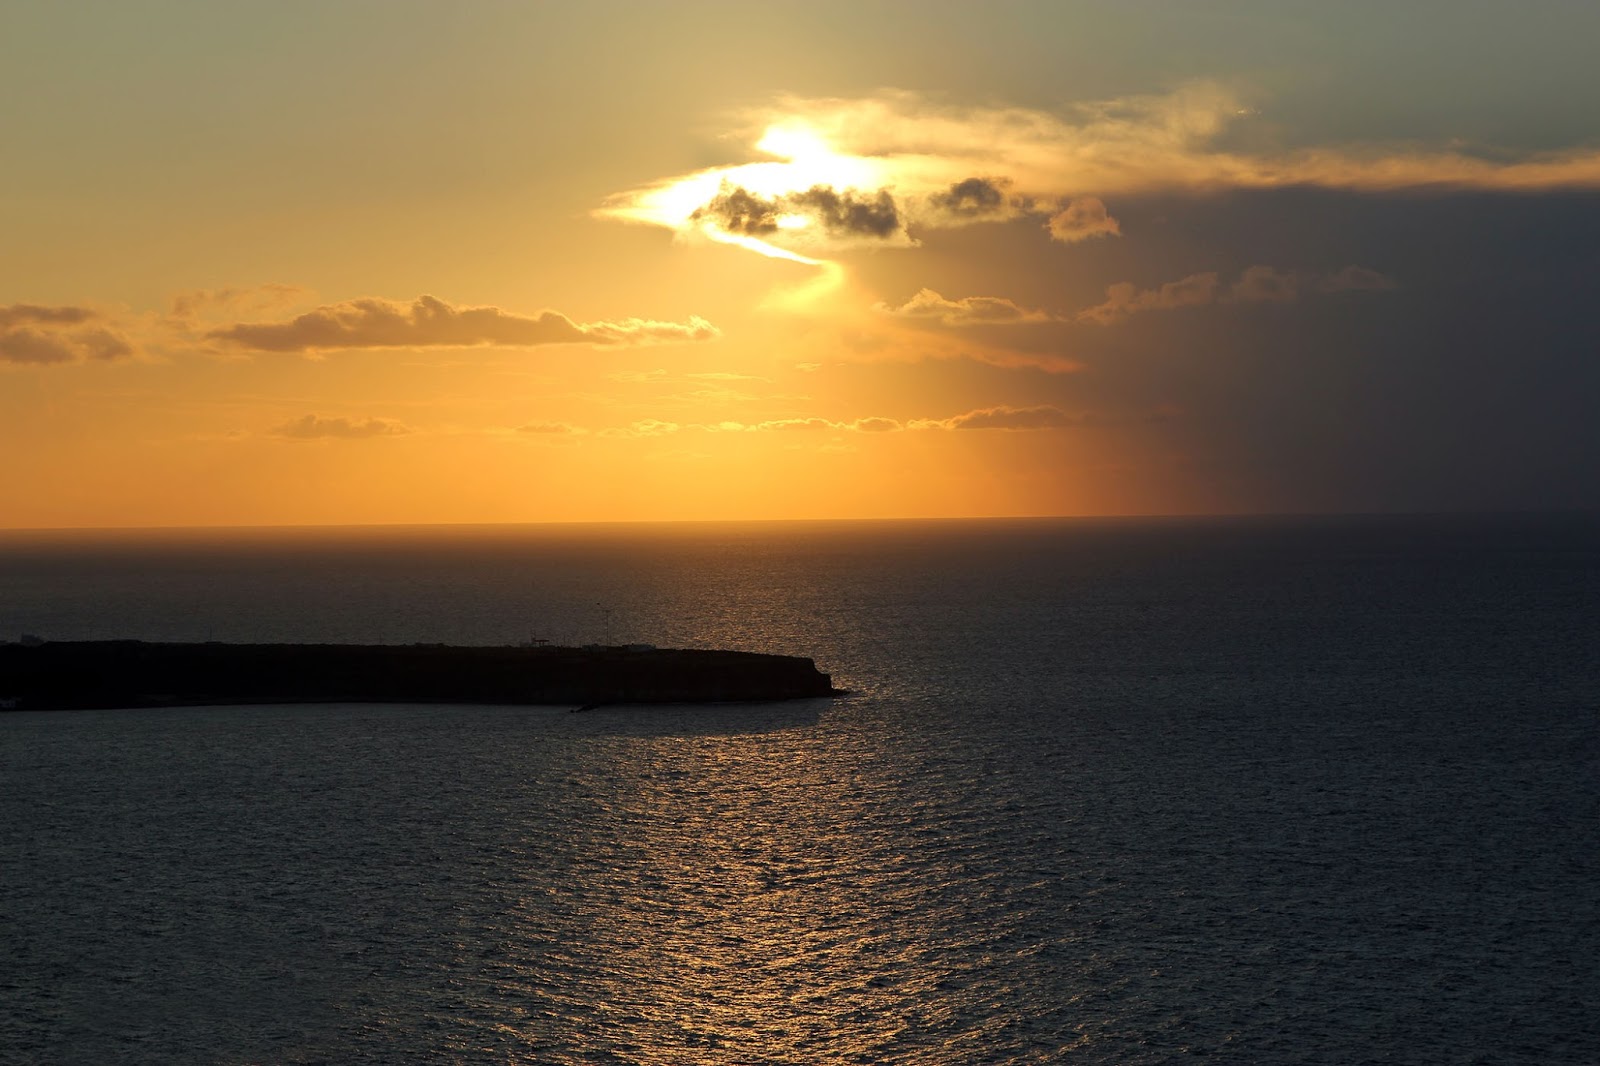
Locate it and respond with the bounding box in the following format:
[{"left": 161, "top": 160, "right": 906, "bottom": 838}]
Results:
[{"left": 600, "top": 82, "right": 1600, "bottom": 268}]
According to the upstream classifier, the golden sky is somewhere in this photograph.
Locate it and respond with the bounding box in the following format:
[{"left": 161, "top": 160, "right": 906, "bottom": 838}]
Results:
[{"left": 4, "top": 2, "right": 1599, "bottom": 527}]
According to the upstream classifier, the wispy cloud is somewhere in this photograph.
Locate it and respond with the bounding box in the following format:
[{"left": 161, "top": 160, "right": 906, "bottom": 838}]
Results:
[
  {"left": 1077, "top": 273, "right": 1220, "bottom": 325},
  {"left": 581, "top": 406, "right": 1085, "bottom": 437},
  {"left": 168, "top": 284, "right": 311, "bottom": 323},
  {"left": 601, "top": 419, "right": 684, "bottom": 438},
  {"left": 689, "top": 371, "right": 771, "bottom": 382},
  {"left": 749, "top": 85, "right": 1600, "bottom": 197},
  {"left": 517, "top": 421, "right": 586, "bottom": 436},
  {"left": 0, "top": 304, "right": 135, "bottom": 366},
  {"left": 211, "top": 295, "right": 717, "bottom": 354},
  {"left": 877, "top": 288, "right": 1054, "bottom": 326},
  {"left": 1318, "top": 265, "right": 1401, "bottom": 293},
  {"left": 270, "top": 414, "right": 412, "bottom": 440},
  {"left": 907, "top": 405, "right": 1080, "bottom": 431},
  {"left": 1077, "top": 265, "right": 1395, "bottom": 324}
]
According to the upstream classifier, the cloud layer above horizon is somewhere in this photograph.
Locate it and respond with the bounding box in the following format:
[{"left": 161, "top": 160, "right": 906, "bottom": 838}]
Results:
[
  {"left": 601, "top": 83, "right": 1600, "bottom": 265},
  {"left": 5, "top": 9, "right": 1599, "bottom": 527}
]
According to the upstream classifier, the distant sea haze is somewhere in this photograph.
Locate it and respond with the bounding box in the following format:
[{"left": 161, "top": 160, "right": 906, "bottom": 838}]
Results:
[{"left": 3, "top": 514, "right": 1597, "bottom": 1064}]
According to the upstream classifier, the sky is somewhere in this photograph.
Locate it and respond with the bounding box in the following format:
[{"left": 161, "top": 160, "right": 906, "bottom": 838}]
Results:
[{"left": 4, "top": 0, "right": 1599, "bottom": 528}]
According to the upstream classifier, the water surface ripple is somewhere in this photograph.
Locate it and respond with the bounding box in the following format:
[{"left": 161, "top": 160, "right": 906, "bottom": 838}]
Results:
[{"left": 2, "top": 515, "right": 1596, "bottom": 1063}]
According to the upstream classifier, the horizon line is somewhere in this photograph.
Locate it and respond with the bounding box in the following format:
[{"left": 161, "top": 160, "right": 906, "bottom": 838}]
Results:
[{"left": 2, "top": 507, "right": 1594, "bottom": 537}]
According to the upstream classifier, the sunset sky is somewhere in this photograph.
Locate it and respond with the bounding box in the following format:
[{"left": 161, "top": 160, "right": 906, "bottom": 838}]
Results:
[{"left": 5, "top": 1, "right": 1599, "bottom": 527}]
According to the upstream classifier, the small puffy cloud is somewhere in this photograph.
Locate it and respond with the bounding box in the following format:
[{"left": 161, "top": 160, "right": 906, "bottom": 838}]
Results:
[
  {"left": 210, "top": 294, "right": 717, "bottom": 354},
  {"left": 1046, "top": 197, "right": 1121, "bottom": 243},
  {"left": 789, "top": 186, "right": 901, "bottom": 238},
  {"left": 1078, "top": 273, "right": 1219, "bottom": 325},
  {"left": 853, "top": 416, "right": 902, "bottom": 432},
  {"left": 925, "top": 177, "right": 1028, "bottom": 224},
  {"left": 910, "top": 405, "right": 1079, "bottom": 431},
  {"left": 271, "top": 414, "right": 411, "bottom": 440},
  {"left": 0, "top": 304, "right": 135, "bottom": 366},
  {"left": 691, "top": 185, "right": 781, "bottom": 236},
  {"left": 1319, "top": 265, "right": 1400, "bottom": 293},
  {"left": 878, "top": 288, "right": 1053, "bottom": 327},
  {"left": 692, "top": 182, "right": 903, "bottom": 241}
]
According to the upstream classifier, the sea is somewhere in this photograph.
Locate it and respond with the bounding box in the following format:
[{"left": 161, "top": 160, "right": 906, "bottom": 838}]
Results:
[{"left": 1, "top": 514, "right": 1596, "bottom": 1065}]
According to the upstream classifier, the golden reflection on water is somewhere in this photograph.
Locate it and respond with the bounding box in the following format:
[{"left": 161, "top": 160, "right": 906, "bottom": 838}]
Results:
[{"left": 540, "top": 720, "right": 928, "bottom": 1063}]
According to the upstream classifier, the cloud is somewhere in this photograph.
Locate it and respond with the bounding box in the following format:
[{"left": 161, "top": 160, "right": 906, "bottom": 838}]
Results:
[
  {"left": 602, "top": 419, "right": 683, "bottom": 438},
  {"left": 1078, "top": 273, "right": 1220, "bottom": 325},
  {"left": 580, "top": 316, "right": 719, "bottom": 345},
  {"left": 0, "top": 304, "right": 135, "bottom": 366},
  {"left": 691, "top": 184, "right": 783, "bottom": 236},
  {"left": 209, "top": 295, "right": 717, "bottom": 354},
  {"left": 758, "top": 85, "right": 1600, "bottom": 196},
  {"left": 603, "top": 83, "right": 1600, "bottom": 267},
  {"left": 909, "top": 405, "right": 1079, "bottom": 431},
  {"left": 731, "top": 415, "right": 906, "bottom": 433},
  {"left": 517, "top": 421, "right": 584, "bottom": 435},
  {"left": 878, "top": 288, "right": 1054, "bottom": 326},
  {"left": 789, "top": 185, "right": 901, "bottom": 237},
  {"left": 1318, "top": 265, "right": 1400, "bottom": 293},
  {"left": 1077, "top": 264, "right": 1394, "bottom": 323},
  {"left": 169, "top": 284, "right": 310, "bottom": 322},
  {"left": 0, "top": 304, "right": 97, "bottom": 328},
  {"left": 1226, "top": 265, "right": 1299, "bottom": 304},
  {"left": 270, "top": 414, "right": 412, "bottom": 440},
  {"left": 1046, "top": 197, "right": 1121, "bottom": 243},
  {"left": 753, "top": 417, "right": 841, "bottom": 432},
  {"left": 691, "top": 182, "right": 903, "bottom": 242},
  {"left": 933, "top": 177, "right": 1006, "bottom": 214},
  {"left": 610, "top": 368, "right": 669, "bottom": 383},
  {"left": 926, "top": 177, "right": 1028, "bottom": 224},
  {"left": 654, "top": 408, "right": 1076, "bottom": 434},
  {"left": 690, "top": 371, "right": 769, "bottom": 382},
  {"left": 564, "top": 405, "right": 1101, "bottom": 439}
]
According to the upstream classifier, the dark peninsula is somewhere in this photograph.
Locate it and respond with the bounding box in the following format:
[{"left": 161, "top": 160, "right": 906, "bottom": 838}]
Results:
[{"left": 0, "top": 640, "right": 843, "bottom": 711}]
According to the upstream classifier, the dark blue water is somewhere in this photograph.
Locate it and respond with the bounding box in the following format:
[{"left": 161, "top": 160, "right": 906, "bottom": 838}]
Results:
[{"left": 2, "top": 515, "right": 1597, "bottom": 1063}]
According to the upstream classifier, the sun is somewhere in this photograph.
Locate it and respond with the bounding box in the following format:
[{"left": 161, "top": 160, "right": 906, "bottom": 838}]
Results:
[{"left": 596, "top": 121, "right": 892, "bottom": 266}]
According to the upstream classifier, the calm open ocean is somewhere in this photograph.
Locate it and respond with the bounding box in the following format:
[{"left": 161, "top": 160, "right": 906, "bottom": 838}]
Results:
[{"left": 2, "top": 515, "right": 1597, "bottom": 1064}]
